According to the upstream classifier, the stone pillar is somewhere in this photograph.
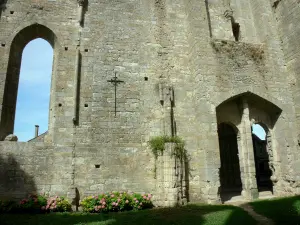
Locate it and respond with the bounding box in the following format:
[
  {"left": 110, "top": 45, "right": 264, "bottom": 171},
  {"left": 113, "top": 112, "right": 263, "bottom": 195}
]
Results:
[
  {"left": 240, "top": 98, "right": 259, "bottom": 200},
  {"left": 156, "top": 143, "right": 178, "bottom": 207}
]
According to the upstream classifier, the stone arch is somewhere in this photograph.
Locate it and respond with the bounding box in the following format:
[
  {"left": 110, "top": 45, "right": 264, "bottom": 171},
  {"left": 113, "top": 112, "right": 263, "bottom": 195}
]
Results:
[
  {"left": 216, "top": 90, "right": 283, "bottom": 113},
  {"left": 216, "top": 91, "right": 282, "bottom": 200},
  {"left": 0, "top": 23, "right": 60, "bottom": 140}
]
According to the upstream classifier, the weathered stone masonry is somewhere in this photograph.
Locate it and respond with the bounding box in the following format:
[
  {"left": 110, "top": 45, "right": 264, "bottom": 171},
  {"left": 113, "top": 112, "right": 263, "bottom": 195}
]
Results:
[{"left": 0, "top": 0, "right": 299, "bottom": 206}]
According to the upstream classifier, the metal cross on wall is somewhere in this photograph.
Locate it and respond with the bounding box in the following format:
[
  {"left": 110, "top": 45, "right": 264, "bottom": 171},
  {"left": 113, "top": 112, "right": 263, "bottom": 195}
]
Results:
[{"left": 107, "top": 72, "right": 124, "bottom": 117}]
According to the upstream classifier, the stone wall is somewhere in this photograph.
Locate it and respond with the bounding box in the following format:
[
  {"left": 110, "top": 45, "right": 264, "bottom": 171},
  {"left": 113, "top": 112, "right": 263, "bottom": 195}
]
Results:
[{"left": 0, "top": 0, "right": 299, "bottom": 206}]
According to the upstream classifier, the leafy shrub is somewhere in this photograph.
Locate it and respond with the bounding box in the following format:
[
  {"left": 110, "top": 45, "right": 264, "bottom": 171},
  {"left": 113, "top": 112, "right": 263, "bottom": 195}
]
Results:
[
  {"left": 80, "top": 192, "right": 153, "bottom": 213},
  {"left": 0, "top": 194, "right": 72, "bottom": 214},
  {"left": 46, "top": 196, "right": 72, "bottom": 212},
  {"left": 131, "top": 193, "right": 153, "bottom": 210},
  {"left": 19, "top": 194, "right": 47, "bottom": 213},
  {"left": 0, "top": 200, "right": 18, "bottom": 213}
]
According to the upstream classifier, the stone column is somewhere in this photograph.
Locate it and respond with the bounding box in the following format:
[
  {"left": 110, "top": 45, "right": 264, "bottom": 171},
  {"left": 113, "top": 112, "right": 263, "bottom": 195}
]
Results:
[
  {"left": 156, "top": 143, "right": 178, "bottom": 207},
  {"left": 240, "top": 98, "right": 259, "bottom": 200}
]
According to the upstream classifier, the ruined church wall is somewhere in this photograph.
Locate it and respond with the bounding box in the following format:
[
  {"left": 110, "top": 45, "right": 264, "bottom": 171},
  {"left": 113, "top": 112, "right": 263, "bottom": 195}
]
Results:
[
  {"left": 0, "top": 0, "right": 80, "bottom": 143},
  {"left": 0, "top": 0, "right": 299, "bottom": 206},
  {"left": 260, "top": 0, "right": 300, "bottom": 188},
  {"left": 184, "top": 0, "right": 300, "bottom": 200},
  {"left": 0, "top": 142, "right": 73, "bottom": 200}
]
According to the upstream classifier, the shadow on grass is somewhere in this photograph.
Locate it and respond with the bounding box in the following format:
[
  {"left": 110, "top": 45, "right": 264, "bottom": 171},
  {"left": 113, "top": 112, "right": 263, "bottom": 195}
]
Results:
[
  {"left": 0, "top": 204, "right": 257, "bottom": 225},
  {"left": 250, "top": 195, "right": 300, "bottom": 225}
]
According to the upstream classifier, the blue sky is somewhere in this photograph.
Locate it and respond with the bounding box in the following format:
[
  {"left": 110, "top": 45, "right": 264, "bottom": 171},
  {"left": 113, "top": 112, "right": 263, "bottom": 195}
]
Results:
[
  {"left": 252, "top": 124, "right": 266, "bottom": 140},
  {"left": 14, "top": 38, "right": 53, "bottom": 142},
  {"left": 13, "top": 38, "right": 266, "bottom": 142}
]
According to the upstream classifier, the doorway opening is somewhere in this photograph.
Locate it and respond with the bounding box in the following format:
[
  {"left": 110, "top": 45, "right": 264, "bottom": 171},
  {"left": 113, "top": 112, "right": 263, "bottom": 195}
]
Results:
[
  {"left": 252, "top": 123, "right": 273, "bottom": 193},
  {"left": 218, "top": 123, "right": 242, "bottom": 202}
]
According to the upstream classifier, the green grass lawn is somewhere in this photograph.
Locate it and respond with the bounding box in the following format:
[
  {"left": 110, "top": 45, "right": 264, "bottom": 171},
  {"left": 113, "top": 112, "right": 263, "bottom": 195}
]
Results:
[
  {"left": 250, "top": 195, "right": 300, "bottom": 225},
  {"left": 0, "top": 204, "right": 257, "bottom": 225}
]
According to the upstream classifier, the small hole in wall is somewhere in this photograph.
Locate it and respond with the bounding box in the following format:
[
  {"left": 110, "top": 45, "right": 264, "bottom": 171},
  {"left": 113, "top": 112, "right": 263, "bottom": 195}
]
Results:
[
  {"left": 58, "top": 103, "right": 62, "bottom": 107},
  {"left": 95, "top": 164, "right": 100, "bottom": 169},
  {"left": 84, "top": 103, "right": 88, "bottom": 107},
  {"left": 85, "top": 49, "right": 89, "bottom": 52},
  {"left": 144, "top": 77, "right": 148, "bottom": 81},
  {"left": 10, "top": 11, "right": 14, "bottom": 15},
  {"left": 1, "top": 43, "right": 5, "bottom": 47},
  {"left": 65, "top": 47, "right": 68, "bottom": 51}
]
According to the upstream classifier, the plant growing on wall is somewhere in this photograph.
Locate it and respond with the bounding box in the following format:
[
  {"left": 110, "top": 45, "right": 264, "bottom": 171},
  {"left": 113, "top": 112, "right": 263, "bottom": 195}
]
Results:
[
  {"left": 149, "top": 135, "right": 188, "bottom": 182},
  {"left": 148, "top": 135, "right": 186, "bottom": 160}
]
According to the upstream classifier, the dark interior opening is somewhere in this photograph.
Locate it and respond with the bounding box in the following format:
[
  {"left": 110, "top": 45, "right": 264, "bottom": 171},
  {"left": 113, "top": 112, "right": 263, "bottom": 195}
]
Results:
[
  {"left": 218, "top": 123, "right": 242, "bottom": 202},
  {"left": 252, "top": 124, "right": 273, "bottom": 193}
]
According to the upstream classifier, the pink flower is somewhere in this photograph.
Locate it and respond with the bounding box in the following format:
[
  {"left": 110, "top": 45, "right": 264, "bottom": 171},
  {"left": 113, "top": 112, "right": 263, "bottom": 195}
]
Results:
[
  {"left": 143, "top": 196, "right": 147, "bottom": 199},
  {"left": 115, "top": 203, "right": 118, "bottom": 206},
  {"left": 111, "top": 194, "right": 115, "bottom": 197},
  {"left": 97, "top": 205, "right": 101, "bottom": 209},
  {"left": 102, "top": 205, "right": 105, "bottom": 209},
  {"left": 112, "top": 202, "right": 116, "bottom": 206},
  {"left": 102, "top": 202, "right": 106, "bottom": 205},
  {"left": 125, "top": 200, "right": 129, "bottom": 204},
  {"left": 148, "top": 194, "right": 152, "bottom": 198},
  {"left": 133, "top": 198, "right": 137, "bottom": 201},
  {"left": 136, "top": 200, "right": 139, "bottom": 203},
  {"left": 117, "top": 198, "right": 121, "bottom": 202}
]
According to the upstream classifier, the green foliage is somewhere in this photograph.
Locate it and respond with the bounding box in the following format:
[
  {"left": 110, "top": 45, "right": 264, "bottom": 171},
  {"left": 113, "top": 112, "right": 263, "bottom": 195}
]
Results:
[
  {"left": 148, "top": 136, "right": 167, "bottom": 158},
  {"left": 0, "top": 200, "right": 18, "bottom": 213},
  {"left": 148, "top": 135, "right": 186, "bottom": 160},
  {"left": 46, "top": 196, "right": 72, "bottom": 212},
  {"left": 0, "top": 194, "right": 72, "bottom": 214},
  {"left": 19, "top": 194, "right": 47, "bottom": 213},
  {"left": 56, "top": 197, "right": 72, "bottom": 212},
  {"left": 80, "top": 192, "right": 153, "bottom": 213}
]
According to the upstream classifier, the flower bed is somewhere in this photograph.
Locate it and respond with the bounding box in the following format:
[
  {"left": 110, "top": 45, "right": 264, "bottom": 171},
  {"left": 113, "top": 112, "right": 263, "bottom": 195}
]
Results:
[
  {"left": 0, "top": 194, "right": 72, "bottom": 214},
  {"left": 80, "top": 192, "right": 153, "bottom": 213}
]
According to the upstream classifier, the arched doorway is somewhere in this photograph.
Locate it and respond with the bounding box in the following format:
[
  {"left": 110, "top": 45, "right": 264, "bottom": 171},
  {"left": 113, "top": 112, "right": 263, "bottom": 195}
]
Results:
[
  {"left": 218, "top": 123, "right": 242, "bottom": 202},
  {"left": 0, "top": 24, "right": 58, "bottom": 141},
  {"left": 252, "top": 123, "right": 273, "bottom": 193}
]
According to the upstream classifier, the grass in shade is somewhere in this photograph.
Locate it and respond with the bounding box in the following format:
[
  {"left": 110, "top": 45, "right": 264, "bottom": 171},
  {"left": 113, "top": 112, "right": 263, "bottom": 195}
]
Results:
[
  {"left": 0, "top": 204, "right": 257, "bottom": 225},
  {"left": 250, "top": 195, "right": 300, "bottom": 225}
]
